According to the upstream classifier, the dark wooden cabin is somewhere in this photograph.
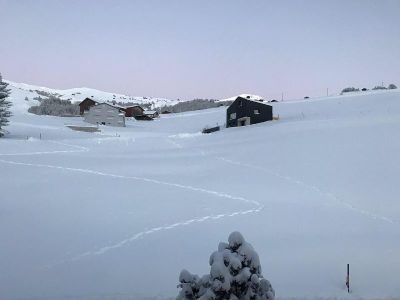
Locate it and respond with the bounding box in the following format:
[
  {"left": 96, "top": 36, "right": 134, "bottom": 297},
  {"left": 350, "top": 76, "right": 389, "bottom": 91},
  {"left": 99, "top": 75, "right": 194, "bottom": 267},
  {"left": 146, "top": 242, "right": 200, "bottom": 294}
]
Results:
[
  {"left": 226, "top": 96, "right": 273, "bottom": 128},
  {"left": 123, "top": 105, "right": 144, "bottom": 117},
  {"left": 79, "top": 98, "right": 98, "bottom": 115}
]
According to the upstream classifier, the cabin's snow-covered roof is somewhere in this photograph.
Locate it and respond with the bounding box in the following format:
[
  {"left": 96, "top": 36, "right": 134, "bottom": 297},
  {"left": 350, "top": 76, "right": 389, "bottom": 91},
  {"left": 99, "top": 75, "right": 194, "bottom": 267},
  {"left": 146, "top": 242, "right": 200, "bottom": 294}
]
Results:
[
  {"left": 218, "top": 94, "right": 264, "bottom": 103},
  {"left": 95, "top": 102, "right": 125, "bottom": 111},
  {"left": 124, "top": 104, "right": 144, "bottom": 109},
  {"left": 143, "top": 110, "right": 157, "bottom": 115},
  {"left": 233, "top": 96, "right": 271, "bottom": 106}
]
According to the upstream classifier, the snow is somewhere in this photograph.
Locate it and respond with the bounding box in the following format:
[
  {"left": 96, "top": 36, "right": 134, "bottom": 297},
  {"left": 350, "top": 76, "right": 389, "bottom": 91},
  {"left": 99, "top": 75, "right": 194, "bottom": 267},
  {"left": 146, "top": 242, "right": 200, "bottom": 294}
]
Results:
[
  {"left": 228, "top": 231, "right": 245, "bottom": 249},
  {"left": 1, "top": 86, "right": 400, "bottom": 299}
]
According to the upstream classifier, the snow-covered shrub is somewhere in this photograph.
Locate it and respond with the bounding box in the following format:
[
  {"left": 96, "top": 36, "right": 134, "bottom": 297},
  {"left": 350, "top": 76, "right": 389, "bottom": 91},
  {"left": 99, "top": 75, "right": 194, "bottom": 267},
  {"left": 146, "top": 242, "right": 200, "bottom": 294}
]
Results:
[
  {"left": 176, "top": 232, "right": 275, "bottom": 300},
  {"left": 0, "top": 73, "right": 12, "bottom": 137},
  {"left": 28, "top": 96, "right": 79, "bottom": 116},
  {"left": 388, "top": 84, "right": 397, "bottom": 90},
  {"left": 341, "top": 87, "right": 359, "bottom": 94},
  {"left": 372, "top": 85, "right": 387, "bottom": 90},
  {"left": 163, "top": 99, "right": 222, "bottom": 113}
]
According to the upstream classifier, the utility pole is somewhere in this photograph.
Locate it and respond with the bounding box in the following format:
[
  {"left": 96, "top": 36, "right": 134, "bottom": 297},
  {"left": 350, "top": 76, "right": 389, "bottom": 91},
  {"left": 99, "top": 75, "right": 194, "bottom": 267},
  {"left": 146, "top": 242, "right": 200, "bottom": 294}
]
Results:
[
  {"left": 326, "top": 88, "right": 329, "bottom": 97},
  {"left": 281, "top": 92, "right": 284, "bottom": 101},
  {"left": 346, "top": 264, "right": 350, "bottom": 293}
]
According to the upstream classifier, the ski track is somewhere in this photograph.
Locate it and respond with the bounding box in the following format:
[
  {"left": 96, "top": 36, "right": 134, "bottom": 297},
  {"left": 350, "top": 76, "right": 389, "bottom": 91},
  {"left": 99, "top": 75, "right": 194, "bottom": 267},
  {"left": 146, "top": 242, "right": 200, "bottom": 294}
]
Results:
[
  {"left": 47, "top": 207, "right": 263, "bottom": 268},
  {"left": 217, "top": 157, "right": 399, "bottom": 226},
  {"left": 0, "top": 140, "right": 89, "bottom": 156},
  {"left": 0, "top": 157, "right": 260, "bottom": 207},
  {"left": 165, "top": 136, "right": 399, "bottom": 226},
  {"left": 0, "top": 139, "right": 263, "bottom": 265}
]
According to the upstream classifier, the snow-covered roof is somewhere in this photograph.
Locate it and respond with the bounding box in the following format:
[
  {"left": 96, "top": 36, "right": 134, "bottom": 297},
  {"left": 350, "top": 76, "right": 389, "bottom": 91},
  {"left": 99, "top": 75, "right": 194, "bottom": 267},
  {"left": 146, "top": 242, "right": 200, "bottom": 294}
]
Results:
[
  {"left": 96, "top": 102, "right": 125, "bottom": 111},
  {"left": 108, "top": 103, "right": 125, "bottom": 109},
  {"left": 124, "top": 104, "right": 144, "bottom": 109},
  {"left": 235, "top": 96, "right": 271, "bottom": 106},
  {"left": 143, "top": 110, "right": 158, "bottom": 115},
  {"left": 218, "top": 94, "right": 264, "bottom": 103},
  {"left": 79, "top": 97, "right": 99, "bottom": 105}
]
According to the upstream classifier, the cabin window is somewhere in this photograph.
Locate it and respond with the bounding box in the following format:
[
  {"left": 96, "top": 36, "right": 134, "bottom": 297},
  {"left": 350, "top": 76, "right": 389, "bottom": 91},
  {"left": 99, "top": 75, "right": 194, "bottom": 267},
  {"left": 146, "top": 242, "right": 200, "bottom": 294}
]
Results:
[
  {"left": 254, "top": 109, "right": 260, "bottom": 115},
  {"left": 230, "top": 113, "right": 236, "bottom": 120},
  {"left": 239, "top": 100, "right": 243, "bottom": 107}
]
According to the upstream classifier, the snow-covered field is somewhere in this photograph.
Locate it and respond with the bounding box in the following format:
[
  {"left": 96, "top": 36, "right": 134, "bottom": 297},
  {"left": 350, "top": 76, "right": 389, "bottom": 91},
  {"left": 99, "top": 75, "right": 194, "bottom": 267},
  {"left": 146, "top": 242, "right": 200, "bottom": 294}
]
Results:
[{"left": 1, "top": 88, "right": 400, "bottom": 300}]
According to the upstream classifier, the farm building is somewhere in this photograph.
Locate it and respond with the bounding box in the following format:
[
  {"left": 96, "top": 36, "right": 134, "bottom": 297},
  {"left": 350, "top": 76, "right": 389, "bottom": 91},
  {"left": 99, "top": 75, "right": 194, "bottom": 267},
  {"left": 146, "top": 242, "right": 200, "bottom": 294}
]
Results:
[
  {"left": 226, "top": 96, "right": 273, "bottom": 128},
  {"left": 123, "top": 105, "right": 144, "bottom": 117},
  {"left": 79, "top": 98, "right": 98, "bottom": 115},
  {"left": 84, "top": 103, "right": 126, "bottom": 127}
]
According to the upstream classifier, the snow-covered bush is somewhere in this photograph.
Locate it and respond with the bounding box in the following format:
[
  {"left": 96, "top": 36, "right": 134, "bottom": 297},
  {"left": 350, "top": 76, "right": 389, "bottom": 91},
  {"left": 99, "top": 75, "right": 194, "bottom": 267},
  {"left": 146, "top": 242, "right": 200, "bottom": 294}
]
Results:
[
  {"left": 177, "top": 232, "right": 275, "bottom": 300},
  {"left": 0, "top": 73, "right": 12, "bottom": 137},
  {"left": 388, "top": 84, "right": 397, "bottom": 90},
  {"left": 28, "top": 96, "right": 79, "bottom": 116},
  {"left": 341, "top": 87, "right": 359, "bottom": 94},
  {"left": 372, "top": 85, "right": 387, "bottom": 90},
  {"left": 162, "top": 99, "right": 223, "bottom": 113}
]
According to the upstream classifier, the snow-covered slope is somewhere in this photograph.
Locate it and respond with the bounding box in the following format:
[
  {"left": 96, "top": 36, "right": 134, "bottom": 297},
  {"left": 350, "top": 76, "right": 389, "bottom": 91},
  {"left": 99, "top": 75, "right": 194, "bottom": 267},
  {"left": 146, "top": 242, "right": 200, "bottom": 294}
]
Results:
[
  {"left": 5, "top": 80, "right": 180, "bottom": 113},
  {"left": 1, "top": 88, "right": 400, "bottom": 300}
]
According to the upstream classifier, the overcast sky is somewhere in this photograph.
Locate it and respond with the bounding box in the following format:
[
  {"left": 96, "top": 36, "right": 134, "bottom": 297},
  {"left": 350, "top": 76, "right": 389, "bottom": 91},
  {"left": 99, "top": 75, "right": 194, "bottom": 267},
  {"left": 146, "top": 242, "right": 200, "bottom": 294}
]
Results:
[{"left": 1, "top": 0, "right": 400, "bottom": 100}]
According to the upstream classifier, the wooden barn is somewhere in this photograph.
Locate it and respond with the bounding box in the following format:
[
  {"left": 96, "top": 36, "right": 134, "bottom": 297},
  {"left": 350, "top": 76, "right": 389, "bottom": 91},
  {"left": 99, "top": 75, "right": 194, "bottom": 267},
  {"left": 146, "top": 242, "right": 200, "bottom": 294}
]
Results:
[
  {"left": 84, "top": 103, "right": 126, "bottom": 127},
  {"left": 226, "top": 96, "right": 273, "bottom": 128},
  {"left": 123, "top": 105, "right": 144, "bottom": 117},
  {"left": 79, "top": 98, "right": 98, "bottom": 115}
]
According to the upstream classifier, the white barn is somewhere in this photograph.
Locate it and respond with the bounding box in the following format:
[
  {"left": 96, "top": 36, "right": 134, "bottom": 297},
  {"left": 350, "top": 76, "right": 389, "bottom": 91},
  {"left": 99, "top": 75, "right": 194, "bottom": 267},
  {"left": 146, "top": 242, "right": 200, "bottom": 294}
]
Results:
[{"left": 84, "top": 103, "right": 126, "bottom": 127}]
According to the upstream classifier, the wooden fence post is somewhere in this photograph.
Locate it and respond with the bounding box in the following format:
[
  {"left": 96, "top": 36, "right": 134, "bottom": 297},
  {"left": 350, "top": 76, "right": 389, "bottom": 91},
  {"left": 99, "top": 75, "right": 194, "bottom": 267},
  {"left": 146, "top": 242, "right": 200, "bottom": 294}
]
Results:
[{"left": 346, "top": 264, "right": 350, "bottom": 293}]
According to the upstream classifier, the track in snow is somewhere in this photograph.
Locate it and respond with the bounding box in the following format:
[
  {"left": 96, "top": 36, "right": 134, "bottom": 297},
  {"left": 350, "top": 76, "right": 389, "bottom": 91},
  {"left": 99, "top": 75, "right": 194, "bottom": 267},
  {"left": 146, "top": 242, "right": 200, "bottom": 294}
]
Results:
[
  {"left": 217, "top": 156, "right": 399, "bottom": 226},
  {"left": 0, "top": 139, "right": 263, "bottom": 265},
  {"left": 167, "top": 135, "right": 399, "bottom": 226}
]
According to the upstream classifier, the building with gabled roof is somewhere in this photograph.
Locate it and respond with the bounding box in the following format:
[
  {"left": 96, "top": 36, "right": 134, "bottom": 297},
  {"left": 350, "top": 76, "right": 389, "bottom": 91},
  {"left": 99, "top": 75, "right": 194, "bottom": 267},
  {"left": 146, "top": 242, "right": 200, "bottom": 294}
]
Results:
[
  {"left": 123, "top": 105, "right": 144, "bottom": 117},
  {"left": 79, "top": 98, "right": 98, "bottom": 115},
  {"left": 226, "top": 96, "right": 273, "bottom": 128},
  {"left": 84, "top": 102, "right": 126, "bottom": 127}
]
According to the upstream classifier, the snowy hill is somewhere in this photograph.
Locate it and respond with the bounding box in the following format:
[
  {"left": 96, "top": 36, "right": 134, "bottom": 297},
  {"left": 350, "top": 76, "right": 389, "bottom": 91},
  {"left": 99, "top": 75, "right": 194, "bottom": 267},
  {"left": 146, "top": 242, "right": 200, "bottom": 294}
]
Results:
[
  {"left": 1, "top": 88, "right": 400, "bottom": 300},
  {"left": 5, "top": 80, "right": 180, "bottom": 113}
]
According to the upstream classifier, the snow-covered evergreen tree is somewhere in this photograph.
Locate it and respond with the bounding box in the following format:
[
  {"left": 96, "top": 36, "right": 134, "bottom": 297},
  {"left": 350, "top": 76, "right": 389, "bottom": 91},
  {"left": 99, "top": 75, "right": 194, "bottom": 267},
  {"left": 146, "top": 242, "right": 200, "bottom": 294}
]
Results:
[
  {"left": 388, "top": 84, "right": 397, "bottom": 90},
  {"left": 177, "top": 232, "right": 275, "bottom": 300},
  {"left": 0, "top": 73, "right": 12, "bottom": 137}
]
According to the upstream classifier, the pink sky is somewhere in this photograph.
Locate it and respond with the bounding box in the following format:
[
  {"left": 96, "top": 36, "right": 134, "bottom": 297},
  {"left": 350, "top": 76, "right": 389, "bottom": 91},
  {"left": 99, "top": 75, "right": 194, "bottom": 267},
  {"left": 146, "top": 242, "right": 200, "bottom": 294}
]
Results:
[{"left": 1, "top": 0, "right": 400, "bottom": 100}]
